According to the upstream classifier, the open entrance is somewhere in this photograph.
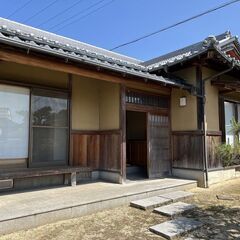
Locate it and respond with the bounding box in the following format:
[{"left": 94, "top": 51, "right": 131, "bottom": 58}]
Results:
[
  {"left": 126, "top": 111, "right": 148, "bottom": 180},
  {"left": 124, "top": 89, "right": 171, "bottom": 182}
]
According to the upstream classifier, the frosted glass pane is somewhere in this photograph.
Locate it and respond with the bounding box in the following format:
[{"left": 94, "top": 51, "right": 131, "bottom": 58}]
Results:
[
  {"left": 224, "top": 102, "right": 235, "bottom": 145},
  {"left": 0, "top": 85, "right": 30, "bottom": 159}
]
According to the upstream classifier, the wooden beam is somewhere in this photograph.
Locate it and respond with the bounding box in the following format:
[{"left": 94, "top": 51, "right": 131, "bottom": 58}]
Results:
[{"left": 0, "top": 48, "right": 171, "bottom": 92}]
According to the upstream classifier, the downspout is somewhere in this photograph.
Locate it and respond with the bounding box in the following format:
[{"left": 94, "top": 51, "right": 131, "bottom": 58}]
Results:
[{"left": 201, "top": 62, "right": 235, "bottom": 188}]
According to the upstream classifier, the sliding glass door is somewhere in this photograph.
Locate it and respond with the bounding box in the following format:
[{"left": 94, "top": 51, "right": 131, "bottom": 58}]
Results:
[
  {"left": 30, "top": 89, "right": 69, "bottom": 167},
  {"left": 0, "top": 85, "right": 30, "bottom": 160}
]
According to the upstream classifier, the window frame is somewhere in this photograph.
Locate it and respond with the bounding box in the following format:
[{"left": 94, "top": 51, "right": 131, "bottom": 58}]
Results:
[
  {"left": 222, "top": 99, "right": 240, "bottom": 145},
  {"left": 125, "top": 88, "right": 170, "bottom": 111},
  {"left": 29, "top": 88, "right": 70, "bottom": 168},
  {"left": 0, "top": 84, "right": 30, "bottom": 164}
]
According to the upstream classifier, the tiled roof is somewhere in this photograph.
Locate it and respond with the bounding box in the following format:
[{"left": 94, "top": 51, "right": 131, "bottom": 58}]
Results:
[
  {"left": 143, "top": 31, "right": 240, "bottom": 72},
  {"left": 0, "top": 17, "right": 190, "bottom": 89}
]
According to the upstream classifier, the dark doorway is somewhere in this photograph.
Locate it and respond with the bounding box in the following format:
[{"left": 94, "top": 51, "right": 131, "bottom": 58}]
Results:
[{"left": 126, "top": 111, "right": 148, "bottom": 180}]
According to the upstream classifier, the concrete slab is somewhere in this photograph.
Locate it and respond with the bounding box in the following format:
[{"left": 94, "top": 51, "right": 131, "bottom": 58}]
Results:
[
  {"left": 149, "top": 217, "right": 203, "bottom": 240},
  {"left": 0, "top": 178, "right": 197, "bottom": 235},
  {"left": 130, "top": 196, "right": 172, "bottom": 210},
  {"left": 154, "top": 202, "right": 197, "bottom": 217},
  {"left": 159, "top": 191, "right": 194, "bottom": 202}
]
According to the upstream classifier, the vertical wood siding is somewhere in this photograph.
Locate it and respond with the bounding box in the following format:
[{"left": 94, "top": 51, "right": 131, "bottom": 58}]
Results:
[
  {"left": 172, "top": 131, "right": 222, "bottom": 170},
  {"left": 172, "top": 131, "right": 204, "bottom": 169},
  {"left": 207, "top": 133, "right": 222, "bottom": 169},
  {"left": 127, "top": 140, "right": 147, "bottom": 167},
  {"left": 71, "top": 131, "right": 121, "bottom": 171}
]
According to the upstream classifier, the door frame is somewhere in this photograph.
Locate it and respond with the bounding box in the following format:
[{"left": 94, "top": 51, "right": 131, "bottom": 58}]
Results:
[
  {"left": 122, "top": 87, "right": 171, "bottom": 182},
  {"left": 125, "top": 109, "right": 148, "bottom": 177}
]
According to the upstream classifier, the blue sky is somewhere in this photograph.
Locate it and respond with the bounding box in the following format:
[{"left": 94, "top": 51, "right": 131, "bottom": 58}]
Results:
[{"left": 1, "top": 0, "right": 239, "bottom": 61}]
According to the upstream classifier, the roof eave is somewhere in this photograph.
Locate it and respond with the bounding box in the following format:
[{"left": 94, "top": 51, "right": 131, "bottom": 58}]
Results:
[{"left": 0, "top": 36, "right": 191, "bottom": 90}]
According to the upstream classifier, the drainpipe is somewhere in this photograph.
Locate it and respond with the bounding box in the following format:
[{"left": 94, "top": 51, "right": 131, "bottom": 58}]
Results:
[{"left": 201, "top": 62, "right": 235, "bottom": 188}]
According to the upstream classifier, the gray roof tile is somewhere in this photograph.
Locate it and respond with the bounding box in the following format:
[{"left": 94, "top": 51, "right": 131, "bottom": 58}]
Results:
[{"left": 143, "top": 31, "right": 240, "bottom": 71}]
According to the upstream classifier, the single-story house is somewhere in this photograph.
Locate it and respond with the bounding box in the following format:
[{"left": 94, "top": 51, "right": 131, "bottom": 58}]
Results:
[{"left": 0, "top": 17, "right": 239, "bottom": 190}]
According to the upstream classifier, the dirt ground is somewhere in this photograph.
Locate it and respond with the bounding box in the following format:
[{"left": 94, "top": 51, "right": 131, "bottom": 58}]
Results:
[{"left": 0, "top": 178, "right": 239, "bottom": 240}]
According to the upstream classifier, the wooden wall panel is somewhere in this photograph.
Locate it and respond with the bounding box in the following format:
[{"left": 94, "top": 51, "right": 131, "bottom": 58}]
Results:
[
  {"left": 172, "top": 132, "right": 204, "bottom": 170},
  {"left": 207, "top": 134, "right": 222, "bottom": 169},
  {"left": 99, "top": 134, "right": 121, "bottom": 171},
  {"left": 71, "top": 131, "right": 120, "bottom": 171},
  {"left": 127, "top": 140, "right": 147, "bottom": 167},
  {"left": 172, "top": 131, "right": 222, "bottom": 170}
]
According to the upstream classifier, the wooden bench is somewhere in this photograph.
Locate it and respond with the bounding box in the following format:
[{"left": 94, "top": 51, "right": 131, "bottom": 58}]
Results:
[{"left": 0, "top": 167, "right": 92, "bottom": 187}]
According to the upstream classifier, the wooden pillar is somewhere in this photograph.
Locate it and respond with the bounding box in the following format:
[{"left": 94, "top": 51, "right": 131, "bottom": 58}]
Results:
[
  {"left": 120, "top": 85, "right": 126, "bottom": 182},
  {"left": 68, "top": 73, "right": 73, "bottom": 166}
]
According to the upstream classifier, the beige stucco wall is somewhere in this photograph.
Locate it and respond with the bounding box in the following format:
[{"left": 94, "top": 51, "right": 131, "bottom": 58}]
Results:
[
  {"left": 0, "top": 61, "right": 68, "bottom": 88},
  {"left": 99, "top": 81, "right": 120, "bottom": 130},
  {"left": 202, "top": 67, "right": 220, "bottom": 131},
  {"left": 72, "top": 76, "right": 120, "bottom": 130},
  {"left": 72, "top": 76, "right": 100, "bottom": 130},
  {"left": 171, "top": 67, "right": 198, "bottom": 131}
]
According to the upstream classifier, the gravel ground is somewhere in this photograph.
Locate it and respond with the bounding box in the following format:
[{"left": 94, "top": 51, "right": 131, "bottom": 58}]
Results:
[{"left": 0, "top": 178, "right": 239, "bottom": 240}]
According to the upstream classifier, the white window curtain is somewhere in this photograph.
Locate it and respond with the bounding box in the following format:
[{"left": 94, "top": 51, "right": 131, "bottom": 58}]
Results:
[{"left": 0, "top": 84, "right": 30, "bottom": 159}]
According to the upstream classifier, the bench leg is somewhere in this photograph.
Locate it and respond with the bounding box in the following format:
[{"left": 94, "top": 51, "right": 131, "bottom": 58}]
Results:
[
  {"left": 71, "top": 172, "right": 77, "bottom": 187},
  {"left": 64, "top": 174, "right": 69, "bottom": 185}
]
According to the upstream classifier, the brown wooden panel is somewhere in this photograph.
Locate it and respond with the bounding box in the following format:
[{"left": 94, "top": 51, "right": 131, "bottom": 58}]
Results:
[
  {"left": 71, "top": 131, "right": 120, "bottom": 171},
  {"left": 99, "top": 134, "right": 121, "bottom": 171},
  {"left": 87, "top": 135, "right": 100, "bottom": 169},
  {"left": 71, "top": 134, "right": 88, "bottom": 167},
  {"left": 127, "top": 140, "right": 147, "bottom": 167},
  {"left": 207, "top": 135, "right": 222, "bottom": 169},
  {"left": 172, "top": 131, "right": 223, "bottom": 170},
  {"left": 148, "top": 114, "right": 170, "bottom": 178},
  {"left": 172, "top": 132, "right": 203, "bottom": 169}
]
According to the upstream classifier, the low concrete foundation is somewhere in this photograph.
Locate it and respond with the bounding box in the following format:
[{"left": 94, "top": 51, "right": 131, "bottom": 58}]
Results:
[
  {"left": 92, "top": 170, "right": 122, "bottom": 183},
  {"left": 172, "top": 166, "right": 240, "bottom": 187},
  {"left": 172, "top": 168, "right": 206, "bottom": 187},
  {"left": 208, "top": 166, "right": 240, "bottom": 185}
]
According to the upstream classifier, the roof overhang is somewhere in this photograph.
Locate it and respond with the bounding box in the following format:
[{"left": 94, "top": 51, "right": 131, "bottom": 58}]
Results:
[{"left": 0, "top": 25, "right": 192, "bottom": 91}]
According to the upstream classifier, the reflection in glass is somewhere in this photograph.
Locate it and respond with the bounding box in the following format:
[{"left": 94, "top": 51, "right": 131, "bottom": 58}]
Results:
[
  {"left": 32, "top": 95, "right": 68, "bottom": 127},
  {"left": 0, "top": 85, "right": 29, "bottom": 159},
  {"left": 31, "top": 90, "right": 68, "bottom": 165}
]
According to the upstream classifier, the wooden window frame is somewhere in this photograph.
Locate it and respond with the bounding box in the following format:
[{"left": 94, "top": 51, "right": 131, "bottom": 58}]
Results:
[
  {"left": 0, "top": 80, "right": 70, "bottom": 169},
  {"left": 125, "top": 88, "right": 170, "bottom": 113},
  {"left": 29, "top": 88, "right": 70, "bottom": 168},
  {"left": 221, "top": 98, "right": 240, "bottom": 144}
]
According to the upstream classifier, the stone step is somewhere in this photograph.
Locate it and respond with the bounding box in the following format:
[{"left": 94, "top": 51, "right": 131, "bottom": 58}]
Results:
[
  {"left": 154, "top": 202, "right": 197, "bottom": 217},
  {"left": 130, "top": 196, "right": 172, "bottom": 210},
  {"left": 149, "top": 217, "right": 203, "bottom": 240},
  {"left": 159, "top": 191, "right": 194, "bottom": 202},
  {"left": 130, "top": 191, "right": 194, "bottom": 210}
]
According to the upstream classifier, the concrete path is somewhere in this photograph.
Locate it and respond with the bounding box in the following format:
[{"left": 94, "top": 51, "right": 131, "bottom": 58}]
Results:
[
  {"left": 154, "top": 202, "right": 197, "bottom": 217},
  {"left": 149, "top": 217, "right": 203, "bottom": 240},
  {"left": 0, "top": 178, "right": 196, "bottom": 235}
]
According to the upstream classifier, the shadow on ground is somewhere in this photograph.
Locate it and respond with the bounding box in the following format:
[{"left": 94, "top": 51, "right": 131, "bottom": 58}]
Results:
[{"left": 185, "top": 205, "right": 240, "bottom": 240}]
